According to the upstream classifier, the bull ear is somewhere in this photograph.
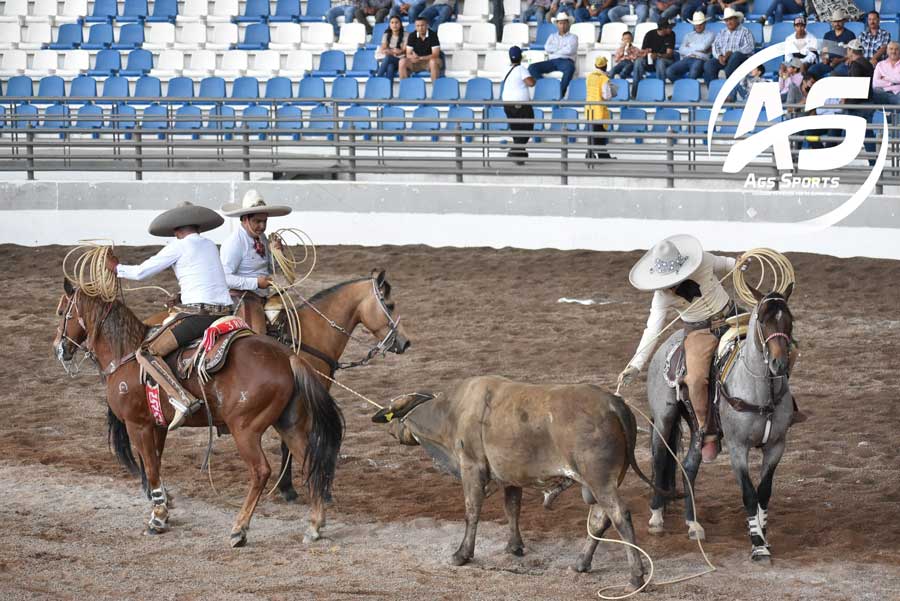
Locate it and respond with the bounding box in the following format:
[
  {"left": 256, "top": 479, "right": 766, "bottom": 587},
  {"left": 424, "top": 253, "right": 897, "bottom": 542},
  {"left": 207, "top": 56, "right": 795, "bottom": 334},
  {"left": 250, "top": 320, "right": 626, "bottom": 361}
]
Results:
[
  {"left": 782, "top": 282, "right": 794, "bottom": 302},
  {"left": 747, "top": 283, "right": 765, "bottom": 303},
  {"left": 63, "top": 278, "right": 74, "bottom": 296}
]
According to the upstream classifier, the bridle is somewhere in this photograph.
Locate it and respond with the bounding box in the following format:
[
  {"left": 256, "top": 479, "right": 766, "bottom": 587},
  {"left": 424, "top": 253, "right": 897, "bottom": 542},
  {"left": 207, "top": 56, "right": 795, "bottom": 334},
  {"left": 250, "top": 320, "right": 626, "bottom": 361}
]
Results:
[
  {"left": 740, "top": 295, "right": 793, "bottom": 382},
  {"left": 55, "top": 288, "right": 115, "bottom": 377}
]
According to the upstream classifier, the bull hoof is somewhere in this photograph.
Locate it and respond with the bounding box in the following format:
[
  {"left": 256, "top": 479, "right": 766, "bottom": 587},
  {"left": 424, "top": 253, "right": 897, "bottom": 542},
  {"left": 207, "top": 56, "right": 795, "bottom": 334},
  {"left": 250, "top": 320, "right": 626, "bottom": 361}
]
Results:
[
  {"left": 450, "top": 552, "right": 471, "bottom": 566},
  {"left": 572, "top": 559, "right": 591, "bottom": 574},
  {"left": 280, "top": 488, "right": 300, "bottom": 503},
  {"left": 624, "top": 579, "right": 644, "bottom": 594},
  {"left": 505, "top": 544, "right": 524, "bottom": 557},
  {"left": 302, "top": 527, "right": 321, "bottom": 544},
  {"left": 230, "top": 530, "right": 247, "bottom": 548}
]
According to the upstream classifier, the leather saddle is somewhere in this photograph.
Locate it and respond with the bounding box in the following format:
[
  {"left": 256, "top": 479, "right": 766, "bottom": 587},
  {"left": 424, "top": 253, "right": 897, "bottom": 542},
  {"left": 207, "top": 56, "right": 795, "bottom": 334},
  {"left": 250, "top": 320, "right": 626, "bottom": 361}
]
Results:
[{"left": 159, "top": 316, "right": 254, "bottom": 381}]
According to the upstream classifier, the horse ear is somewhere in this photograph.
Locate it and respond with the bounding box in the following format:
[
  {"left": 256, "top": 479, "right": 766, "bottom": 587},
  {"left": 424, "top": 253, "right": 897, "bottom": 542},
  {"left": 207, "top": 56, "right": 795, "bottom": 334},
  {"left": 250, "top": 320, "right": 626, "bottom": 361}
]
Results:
[
  {"left": 63, "top": 278, "right": 74, "bottom": 296},
  {"left": 375, "top": 269, "right": 386, "bottom": 287},
  {"left": 782, "top": 282, "right": 794, "bottom": 302},
  {"left": 747, "top": 283, "right": 765, "bottom": 303}
]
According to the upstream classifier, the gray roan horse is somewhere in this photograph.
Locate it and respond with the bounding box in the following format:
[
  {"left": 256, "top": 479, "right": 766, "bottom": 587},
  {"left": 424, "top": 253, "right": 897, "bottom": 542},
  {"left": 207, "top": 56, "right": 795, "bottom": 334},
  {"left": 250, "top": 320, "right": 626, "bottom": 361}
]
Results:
[{"left": 646, "top": 284, "right": 795, "bottom": 562}]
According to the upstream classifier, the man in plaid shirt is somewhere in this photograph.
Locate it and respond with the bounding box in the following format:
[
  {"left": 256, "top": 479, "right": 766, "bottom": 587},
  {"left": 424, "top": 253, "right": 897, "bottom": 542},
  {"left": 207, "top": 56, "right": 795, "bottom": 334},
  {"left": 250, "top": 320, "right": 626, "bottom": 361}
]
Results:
[
  {"left": 860, "top": 10, "right": 891, "bottom": 65},
  {"left": 703, "top": 7, "right": 754, "bottom": 87}
]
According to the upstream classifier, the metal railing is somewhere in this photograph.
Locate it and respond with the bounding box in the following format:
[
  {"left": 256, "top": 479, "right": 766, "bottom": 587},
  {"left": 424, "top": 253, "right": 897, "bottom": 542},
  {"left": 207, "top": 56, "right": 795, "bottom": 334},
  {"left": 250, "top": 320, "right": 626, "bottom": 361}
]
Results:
[{"left": 2, "top": 96, "right": 899, "bottom": 189}]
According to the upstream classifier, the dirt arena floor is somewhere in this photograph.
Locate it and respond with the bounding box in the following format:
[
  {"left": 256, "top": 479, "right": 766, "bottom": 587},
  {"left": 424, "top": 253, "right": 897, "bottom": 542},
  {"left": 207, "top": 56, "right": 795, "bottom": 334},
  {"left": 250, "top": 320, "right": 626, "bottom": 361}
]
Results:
[{"left": 1, "top": 243, "right": 898, "bottom": 601}]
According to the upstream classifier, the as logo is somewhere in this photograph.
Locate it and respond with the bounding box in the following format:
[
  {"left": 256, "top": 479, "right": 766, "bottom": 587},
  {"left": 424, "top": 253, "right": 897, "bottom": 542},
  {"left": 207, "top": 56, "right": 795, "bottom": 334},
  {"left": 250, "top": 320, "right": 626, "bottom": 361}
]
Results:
[{"left": 707, "top": 42, "right": 887, "bottom": 227}]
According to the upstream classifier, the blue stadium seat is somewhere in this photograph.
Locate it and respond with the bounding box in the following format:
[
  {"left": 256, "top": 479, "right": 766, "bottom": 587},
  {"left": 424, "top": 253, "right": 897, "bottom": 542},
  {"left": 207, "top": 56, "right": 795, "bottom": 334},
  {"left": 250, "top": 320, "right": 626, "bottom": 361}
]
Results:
[
  {"left": 100, "top": 75, "right": 130, "bottom": 104},
  {"left": 37, "top": 76, "right": 65, "bottom": 103},
  {"left": 120, "top": 49, "right": 153, "bottom": 76},
  {"left": 884, "top": 22, "right": 900, "bottom": 41},
  {"left": 550, "top": 106, "right": 579, "bottom": 142},
  {"left": 312, "top": 50, "right": 347, "bottom": 77},
  {"left": 298, "top": 76, "right": 326, "bottom": 102},
  {"left": 48, "top": 23, "right": 83, "bottom": 50},
  {"left": 147, "top": 0, "right": 178, "bottom": 23},
  {"left": 166, "top": 76, "right": 195, "bottom": 102},
  {"left": 445, "top": 105, "right": 475, "bottom": 141},
  {"left": 398, "top": 78, "right": 426, "bottom": 102},
  {"left": 141, "top": 103, "right": 169, "bottom": 137},
  {"left": 231, "top": 76, "right": 261, "bottom": 104},
  {"left": 411, "top": 105, "right": 440, "bottom": 139},
  {"left": 13, "top": 103, "right": 39, "bottom": 129},
  {"left": 761, "top": 55, "right": 781, "bottom": 78},
  {"left": 707, "top": 78, "right": 726, "bottom": 102},
  {"left": 70, "top": 75, "right": 97, "bottom": 100},
  {"left": 719, "top": 108, "right": 743, "bottom": 135},
  {"left": 75, "top": 103, "right": 104, "bottom": 135},
  {"left": 235, "top": 0, "right": 271, "bottom": 23},
  {"left": 42, "top": 103, "right": 70, "bottom": 136},
  {"left": 566, "top": 78, "right": 586, "bottom": 102},
  {"left": 747, "top": 0, "right": 774, "bottom": 21},
  {"left": 674, "top": 22, "right": 692, "bottom": 46},
  {"left": 174, "top": 103, "right": 203, "bottom": 137},
  {"left": 242, "top": 104, "right": 269, "bottom": 136},
  {"left": 671, "top": 78, "right": 700, "bottom": 103},
  {"left": 205, "top": 104, "right": 237, "bottom": 137},
  {"left": 198, "top": 76, "right": 227, "bottom": 105},
  {"left": 745, "top": 22, "right": 763, "bottom": 47},
  {"left": 533, "top": 78, "right": 561, "bottom": 102},
  {"left": 300, "top": 0, "right": 331, "bottom": 22},
  {"left": 235, "top": 23, "right": 270, "bottom": 50},
  {"left": 769, "top": 22, "right": 793, "bottom": 45},
  {"left": 363, "top": 76, "right": 392, "bottom": 101},
  {"left": 134, "top": 75, "right": 162, "bottom": 99},
  {"left": 342, "top": 104, "right": 372, "bottom": 136},
  {"left": 308, "top": 103, "right": 335, "bottom": 139},
  {"left": 347, "top": 49, "right": 377, "bottom": 77},
  {"left": 331, "top": 76, "right": 359, "bottom": 100},
  {"left": 882, "top": 0, "right": 900, "bottom": 20},
  {"left": 610, "top": 78, "right": 629, "bottom": 102},
  {"left": 485, "top": 105, "right": 508, "bottom": 131},
  {"left": 110, "top": 102, "right": 137, "bottom": 134},
  {"left": 84, "top": 0, "right": 117, "bottom": 23},
  {"left": 463, "top": 77, "right": 493, "bottom": 101},
  {"left": 431, "top": 77, "right": 459, "bottom": 101},
  {"left": 379, "top": 105, "right": 405, "bottom": 140},
  {"left": 0, "top": 106, "right": 5, "bottom": 129},
  {"left": 404, "top": 22, "right": 415, "bottom": 33},
  {"left": 636, "top": 79, "right": 664, "bottom": 103},
  {"left": 271, "top": 0, "right": 302, "bottom": 22},
  {"left": 618, "top": 107, "right": 647, "bottom": 143},
  {"left": 265, "top": 76, "right": 294, "bottom": 100},
  {"left": 273, "top": 104, "right": 302, "bottom": 138},
  {"left": 88, "top": 49, "right": 121, "bottom": 77},
  {"left": 113, "top": 23, "right": 145, "bottom": 50},
  {"left": 366, "top": 22, "right": 389, "bottom": 49},
  {"left": 651, "top": 107, "right": 682, "bottom": 134},
  {"left": 845, "top": 22, "right": 864, "bottom": 37},
  {"left": 706, "top": 22, "right": 725, "bottom": 37},
  {"left": 806, "top": 22, "right": 830, "bottom": 38},
  {"left": 531, "top": 23, "right": 556, "bottom": 50},
  {"left": 82, "top": 24, "right": 114, "bottom": 50},
  {"left": 853, "top": 0, "right": 875, "bottom": 14},
  {"left": 118, "top": 0, "right": 149, "bottom": 23}
]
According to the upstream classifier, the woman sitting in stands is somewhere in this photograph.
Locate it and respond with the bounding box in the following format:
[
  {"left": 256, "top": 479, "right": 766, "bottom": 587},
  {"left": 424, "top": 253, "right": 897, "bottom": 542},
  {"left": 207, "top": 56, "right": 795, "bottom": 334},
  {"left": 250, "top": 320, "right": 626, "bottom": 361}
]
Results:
[{"left": 376, "top": 15, "right": 407, "bottom": 81}]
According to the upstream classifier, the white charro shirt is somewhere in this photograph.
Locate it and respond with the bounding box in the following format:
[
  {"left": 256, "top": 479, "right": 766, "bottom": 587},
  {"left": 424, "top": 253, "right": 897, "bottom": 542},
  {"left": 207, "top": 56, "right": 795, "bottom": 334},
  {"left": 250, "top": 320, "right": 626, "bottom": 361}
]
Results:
[
  {"left": 219, "top": 225, "right": 271, "bottom": 295},
  {"left": 115, "top": 233, "right": 233, "bottom": 306},
  {"left": 628, "top": 252, "right": 737, "bottom": 371}
]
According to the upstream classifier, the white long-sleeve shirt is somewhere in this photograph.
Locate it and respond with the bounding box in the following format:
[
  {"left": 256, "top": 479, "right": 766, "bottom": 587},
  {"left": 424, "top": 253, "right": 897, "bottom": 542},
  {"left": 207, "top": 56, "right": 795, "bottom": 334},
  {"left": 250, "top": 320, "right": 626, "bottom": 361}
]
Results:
[
  {"left": 115, "top": 233, "right": 233, "bottom": 306},
  {"left": 627, "top": 252, "right": 737, "bottom": 371},
  {"left": 219, "top": 226, "right": 271, "bottom": 295},
  {"left": 784, "top": 32, "right": 819, "bottom": 64},
  {"left": 545, "top": 32, "right": 578, "bottom": 62}
]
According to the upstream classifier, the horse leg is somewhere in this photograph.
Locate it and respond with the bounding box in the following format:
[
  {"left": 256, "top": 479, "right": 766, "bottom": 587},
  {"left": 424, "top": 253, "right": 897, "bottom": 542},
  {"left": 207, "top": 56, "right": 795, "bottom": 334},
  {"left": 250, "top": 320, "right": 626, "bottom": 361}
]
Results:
[
  {"left": 726, "top": 441, "right": 768, "bottom": 562},
  {"left": 648, "top": 410, "right": 677, "bottom": 535},
  {"left": 152, "top": 427, "right": 175, "bottom": 509},
  {"left": 503, "top": 485, "right": 525, "bottom": 556},
  {"left": 451, "top": 464, "right": 487, "bottom": 566},
  {"left": 228, "top": 427, "right": 272, "bottom": 548},
  {"left": 574, "top": 504, "right": 612, "bottom": 573},
  {"left": 126, "top": 421, "right": 169, "bottom": 534},
  {"left": 276, "top": 441, "right": 299, "bottom": 503},
  {"left": 273, "top": 422, "right": 325, "bottom": 543},
  {"left": 682, "top": 421, "right": 705, "bottom": 541},
  {"left": 755, "top": 439, "right": 786, "bottom": 555}
]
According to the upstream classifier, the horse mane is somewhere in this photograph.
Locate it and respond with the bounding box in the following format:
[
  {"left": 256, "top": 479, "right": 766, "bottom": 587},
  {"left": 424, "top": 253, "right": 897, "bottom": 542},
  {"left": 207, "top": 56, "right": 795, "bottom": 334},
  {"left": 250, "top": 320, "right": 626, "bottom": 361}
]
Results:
[
  {"left": 80, "top": 293, "right": 149, "bottom": 360},
  {"left": 306, "top": 277, "right": 370, "bottom": 305}
]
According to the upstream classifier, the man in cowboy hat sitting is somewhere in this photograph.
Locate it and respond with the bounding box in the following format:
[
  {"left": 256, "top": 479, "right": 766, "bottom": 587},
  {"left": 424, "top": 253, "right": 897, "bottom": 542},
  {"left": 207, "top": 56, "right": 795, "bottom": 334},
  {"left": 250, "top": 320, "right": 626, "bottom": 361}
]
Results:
[
  {"left": 220, "top": 190, "right": 292, "bottom": 335},
  {"left": 665, "top": 11, "right": 715, "bottom": 83},
  {"left": 105, "top": 203, "right": 234, "bottom": 431},
  {"left": 527, "top": 13, "right": 579, "bottom": 98},
  {"left": 703, "top": 7, "right": 754, "bottom": 89}
]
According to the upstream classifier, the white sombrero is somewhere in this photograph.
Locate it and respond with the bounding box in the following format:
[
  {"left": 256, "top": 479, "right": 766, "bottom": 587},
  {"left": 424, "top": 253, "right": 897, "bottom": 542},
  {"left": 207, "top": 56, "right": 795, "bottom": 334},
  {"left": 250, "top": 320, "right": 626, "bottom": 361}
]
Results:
[
  {"left": 628, "top": 234, "right": 704, "bottom": 291},
  {"left": 687, "top": 11, "right": 709, "bottom": 25},
  {"left": 148, "top": 202, "right": 224, "bottom": 237},
  {"left": 722, "top": 7, "right": 744, "bottom": 21},
  {"left": 552, "top": 13, "right": 571, "bottom": 22},
  {"left": 221, "top": 189, "right": 292, "bottom": 218}
]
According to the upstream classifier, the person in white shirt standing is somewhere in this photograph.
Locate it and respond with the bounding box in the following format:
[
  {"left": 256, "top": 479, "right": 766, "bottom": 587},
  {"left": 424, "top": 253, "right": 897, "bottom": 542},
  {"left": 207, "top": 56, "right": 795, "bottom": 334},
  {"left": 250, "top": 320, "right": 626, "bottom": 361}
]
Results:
[
  {"left": 527, "top": 13, "right": 578, "bottom": 97},
  {"left": 220, "top": 190, "right": 293, "bottom": 335},
  {"left": 784, "top": 16, "right": 819, "bottom": 72},
  {"left": 105, "top": 202, "right": 234, "bottom": 431},
  {"left": 502, "top": 46, "right": 537, "bottom": 165}
]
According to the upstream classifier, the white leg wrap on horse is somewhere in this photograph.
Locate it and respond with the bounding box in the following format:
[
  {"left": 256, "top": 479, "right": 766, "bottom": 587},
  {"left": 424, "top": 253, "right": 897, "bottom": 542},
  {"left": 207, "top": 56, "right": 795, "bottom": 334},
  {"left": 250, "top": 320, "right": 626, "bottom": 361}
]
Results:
[
  {"left": 150, "top": 487, "right": 168, "bottom": 506},
  {"left": 756, "top": 505, "right": 768, "bottom": 531},
  {"left": 685, "top": 520, "right": 706, "bottom": 540},
  {"left": 762, "top": 419, "right": 772, "bottom": 445},
  {"left": 748, "top": 516, "right": 768, "bottom": 545},
  {"left": 649, "top": 508, "right": 664, "bottom": 531}
]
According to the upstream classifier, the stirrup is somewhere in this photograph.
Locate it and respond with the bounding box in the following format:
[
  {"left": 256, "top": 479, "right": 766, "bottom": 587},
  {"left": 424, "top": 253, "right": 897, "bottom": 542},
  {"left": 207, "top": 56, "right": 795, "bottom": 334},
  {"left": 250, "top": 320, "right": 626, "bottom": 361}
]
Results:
[{"left": 167, "top": 398, "right": 201, "bottom": 431}]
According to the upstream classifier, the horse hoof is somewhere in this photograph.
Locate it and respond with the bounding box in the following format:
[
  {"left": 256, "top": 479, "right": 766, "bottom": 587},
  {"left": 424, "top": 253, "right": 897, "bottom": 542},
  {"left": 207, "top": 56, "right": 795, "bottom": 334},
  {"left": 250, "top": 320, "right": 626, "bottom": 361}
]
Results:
[
  {"left": 751, "top": 547, "right": 772, "bottom": 563},
  {"left": 450, "top": 553, "right": 470, "bottom": 566},
  {"left": 230, "top": 531, "right": 247, "bottom": 548},
  {"left": 687, "top": 524, "right": 706, "bottom": 541},
  {"left": 280, "top": 488, "right": 300, "bottom": 504},
  {"left": 302, "top": 528, "right": 321, "bottom": 544},
  {"left": 505, "top": 544, "right": 524, "bottom": 557},
  {"left": 648, "top": 525, "right": 665, "bottom": 536},
  {"left": 145, "top": 526, "right": 167, "bottom": 536}
]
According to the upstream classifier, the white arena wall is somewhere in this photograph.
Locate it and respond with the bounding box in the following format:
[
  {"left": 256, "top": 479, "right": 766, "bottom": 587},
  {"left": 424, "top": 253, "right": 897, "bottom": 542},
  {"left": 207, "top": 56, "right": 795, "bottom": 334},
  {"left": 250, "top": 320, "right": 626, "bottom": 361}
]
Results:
[{"left": 2, "top": 181, "right": 899, "bottom": 259}]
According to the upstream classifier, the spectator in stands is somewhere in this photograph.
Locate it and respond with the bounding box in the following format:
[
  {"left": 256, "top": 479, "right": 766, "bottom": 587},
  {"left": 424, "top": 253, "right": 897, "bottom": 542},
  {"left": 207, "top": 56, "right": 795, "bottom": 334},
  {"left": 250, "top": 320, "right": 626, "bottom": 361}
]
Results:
[
  {"left": 844, "top": 38, "right": 877, "bottom": 164},
  {"left": 356, "top": 0, "right": 393, "bottom": 36},
  {"left": 612, "top": 30, "right": 640, "bottom": 77},
  {"left": 491, "top": 0, "right": 504, "bottom": 44},
  {"left": 585, "top": 55, "right": 614, "bottom": 161},
  {"left": 735, "top": 63, "right": 764, "bottom": 100},
  {"left": 389, "top": 0, "right": 427, "bottom": 21},
  {"left": 501, "top": 46, "right": 537, "bottom": 165},
  {"left": 607, "top": 0, "right": 650, "bottom": 24},
  {"left": 860, "top": 11, "right": 890, "bottom": 66},
  {"left": 327, "top": 0, "right": 358, "bottom": 38},
  {"left": 873, "top": 41, "right": 900, "bottom": 104},
  {"left": 703, "top": 8, "right": 754, "bottom": 89},
  {"left": 527, "top": 13, "right": 578, "bottom": 97},
  {"left": 778, "top": 57, "right": 804, "bottom": 103},
  {"left": 758, "top": 0, "right": 804, "bottom": 26},
  {"left": 703, "top": 0, "right": 747, "bottom": 21},
  {"left": 523, "top": 0, "right": 554, "bottom": 23},
  {"left": 376, "top": 15, "right": 407, "bottom": 80},
  {"left": 665, "top": 11, "right": 714, "bottom": 82},
  {"left": 549, "top": 0, "right": 579, "bottom": 21},
  {"left": 808, "top": 40, "right": 848, "bottom": 78},
  {"left": 650, "top": 0, "right": 683, "bottom": 23},
  {"left": 400, "top": 16, "right": 442, "bottom": 80},
  {"left": 823, "top": 10, "right": 855, "bottom": 46},
  {"left": 418, "top": 0, "right": 457, "bottom": 30},
  {"left": 630, "top": 18, "right": 675, "bottom": 98},
  {"left": 783, "top": 16, "right": 818, "bottom": 71},
  {"left": 576, "top": 0, "right": 616, "bottom": 26}
]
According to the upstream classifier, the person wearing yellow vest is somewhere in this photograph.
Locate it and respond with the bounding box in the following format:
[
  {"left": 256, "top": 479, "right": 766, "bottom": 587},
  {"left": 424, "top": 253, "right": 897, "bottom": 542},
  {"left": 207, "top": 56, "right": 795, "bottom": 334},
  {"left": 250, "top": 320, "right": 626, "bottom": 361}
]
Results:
[{"left": 585, "top": 56, "right": 615, "bottom": 161}]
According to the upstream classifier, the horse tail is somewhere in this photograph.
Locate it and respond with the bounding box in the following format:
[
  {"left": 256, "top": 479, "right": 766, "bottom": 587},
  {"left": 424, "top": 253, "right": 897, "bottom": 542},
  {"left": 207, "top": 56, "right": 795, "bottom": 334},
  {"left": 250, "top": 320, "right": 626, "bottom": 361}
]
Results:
[
  {"left": 289, "top": 355, "right": 344, "bottom": 502},
  {"left": 609, "top": 394, "right": 680, "bottom": 499},
  {"left": 106, "top": 405, "right": 147, "bottom": 494}
]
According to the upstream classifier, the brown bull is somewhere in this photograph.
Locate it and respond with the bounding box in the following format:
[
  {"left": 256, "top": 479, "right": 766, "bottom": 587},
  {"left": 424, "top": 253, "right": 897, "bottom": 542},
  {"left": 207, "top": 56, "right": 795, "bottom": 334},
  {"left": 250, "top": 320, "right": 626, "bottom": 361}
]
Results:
[{"left": 373, "top": 375, "right": 661, "bottom": 591}]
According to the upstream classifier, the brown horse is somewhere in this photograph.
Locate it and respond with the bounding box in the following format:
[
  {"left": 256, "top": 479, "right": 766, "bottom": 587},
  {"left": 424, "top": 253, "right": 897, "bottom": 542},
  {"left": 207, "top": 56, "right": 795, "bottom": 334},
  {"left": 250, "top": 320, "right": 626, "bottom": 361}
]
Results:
[
  {"left": 271, "top": 269, "right": 412, "bottom": 503},
  {"left": 53, "top": 279, "right": 344, "bottom": 547}
]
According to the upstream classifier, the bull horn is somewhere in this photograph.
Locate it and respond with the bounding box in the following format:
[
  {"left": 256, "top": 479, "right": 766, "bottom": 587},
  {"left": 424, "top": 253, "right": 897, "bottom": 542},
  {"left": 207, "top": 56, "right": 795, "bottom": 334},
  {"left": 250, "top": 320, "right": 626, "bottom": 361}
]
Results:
[{"left": 371, "top": 392, "right": 436, "bottom": 423}]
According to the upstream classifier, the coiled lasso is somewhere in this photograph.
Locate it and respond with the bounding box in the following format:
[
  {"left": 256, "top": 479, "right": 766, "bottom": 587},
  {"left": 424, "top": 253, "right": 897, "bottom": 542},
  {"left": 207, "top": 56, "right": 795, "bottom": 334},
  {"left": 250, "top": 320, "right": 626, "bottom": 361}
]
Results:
[
  {"left": 63, "top": 241, "right": 172, "bottom": 301},
  {"left": 733, "top": 248, "right": 796, "bottom": 308},
  {"left": 266, "top": 228, "right": 318, "bottom": 353}
]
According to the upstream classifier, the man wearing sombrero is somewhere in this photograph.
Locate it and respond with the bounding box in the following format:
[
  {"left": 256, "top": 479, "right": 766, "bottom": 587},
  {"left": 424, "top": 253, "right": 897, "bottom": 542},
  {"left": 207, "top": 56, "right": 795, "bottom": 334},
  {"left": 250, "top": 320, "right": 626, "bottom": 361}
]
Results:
[
  {"left": 618, "top": 235, "right": 737, "bottom": 463},
  {"left": 105, "top": 202, "right": 233, "bottom": 431},
  {"left": 220, "top": 190, "right": 292, "bottom": 335}
]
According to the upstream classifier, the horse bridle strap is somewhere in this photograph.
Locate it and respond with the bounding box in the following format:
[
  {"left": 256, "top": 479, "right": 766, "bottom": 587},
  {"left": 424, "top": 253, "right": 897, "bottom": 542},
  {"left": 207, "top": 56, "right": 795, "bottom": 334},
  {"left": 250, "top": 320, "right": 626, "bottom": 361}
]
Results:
[
  {"left": 299, "top": 342, "right": 339, "bottom": 378},
  {"left": 717, "top": 381, "right": 775, "bottom": 416}
]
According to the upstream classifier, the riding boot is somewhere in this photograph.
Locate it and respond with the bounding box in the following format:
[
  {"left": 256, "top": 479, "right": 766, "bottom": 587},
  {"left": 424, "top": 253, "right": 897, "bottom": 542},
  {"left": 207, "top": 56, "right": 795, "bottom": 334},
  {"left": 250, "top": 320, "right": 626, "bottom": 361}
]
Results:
[
  {"left": 790, "top": 395, "right": 807, "bottom": 425},
  {"left": 137, "top": 329, "right": 202, "bottom": 431}
]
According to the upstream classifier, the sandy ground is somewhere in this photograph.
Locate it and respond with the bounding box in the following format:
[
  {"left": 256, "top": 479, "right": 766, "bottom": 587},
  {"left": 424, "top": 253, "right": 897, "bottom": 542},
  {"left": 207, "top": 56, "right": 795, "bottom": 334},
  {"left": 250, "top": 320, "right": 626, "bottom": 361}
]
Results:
[{"left": 1, "top": 243, "right": 898, "bottom": 601}]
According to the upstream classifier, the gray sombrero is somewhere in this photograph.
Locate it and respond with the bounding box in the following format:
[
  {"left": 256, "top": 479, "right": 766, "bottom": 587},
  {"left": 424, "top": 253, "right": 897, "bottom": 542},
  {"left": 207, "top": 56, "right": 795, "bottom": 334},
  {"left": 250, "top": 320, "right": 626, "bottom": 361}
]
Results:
[
  {"left": 148, "top": 202, "right": 224, "bottom": 237},
  {"left": 221, "top": 189, "right": 292, "bottom": 218},
  {"left": 628, "top": 234, "right": 704, "bottom": 291}
]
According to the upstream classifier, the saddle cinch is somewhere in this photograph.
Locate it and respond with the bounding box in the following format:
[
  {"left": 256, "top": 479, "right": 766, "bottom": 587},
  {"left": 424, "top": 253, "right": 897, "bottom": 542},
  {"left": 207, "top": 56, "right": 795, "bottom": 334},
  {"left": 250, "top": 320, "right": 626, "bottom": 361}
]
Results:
[{"left": 663, "top": 312, "right": 751, "bottom": 432}]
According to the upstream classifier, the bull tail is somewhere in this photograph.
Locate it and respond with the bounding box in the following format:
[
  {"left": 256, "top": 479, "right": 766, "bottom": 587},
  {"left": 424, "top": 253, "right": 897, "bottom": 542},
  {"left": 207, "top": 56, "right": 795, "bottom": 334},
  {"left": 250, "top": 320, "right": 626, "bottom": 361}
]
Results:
[{"left": 609, "top": 394, "right": 680, "bottom": 499}]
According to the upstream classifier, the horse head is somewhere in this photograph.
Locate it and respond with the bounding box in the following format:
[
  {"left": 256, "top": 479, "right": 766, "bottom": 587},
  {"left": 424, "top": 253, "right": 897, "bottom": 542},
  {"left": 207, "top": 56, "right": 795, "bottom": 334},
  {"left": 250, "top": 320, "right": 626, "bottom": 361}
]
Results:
[
  {"left": 54, "top": 278, "right": 88, "bottom": 366},
  {"left": 359, "top": 269, "right": 411, "bottom": 355},
  {"left": 747, "top": 282, "right": 795, "bottom": 377}
]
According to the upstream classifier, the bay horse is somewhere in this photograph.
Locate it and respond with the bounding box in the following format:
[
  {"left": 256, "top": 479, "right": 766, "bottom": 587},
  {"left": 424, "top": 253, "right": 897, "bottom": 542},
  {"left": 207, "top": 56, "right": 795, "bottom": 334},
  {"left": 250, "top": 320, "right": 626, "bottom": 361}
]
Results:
[
  {"left": 645, "top": 283, "right": 795, "bottom": 561},
  {"left": 271, "top": 269, "right": 412, "bottom": 504},
  {"left": 53, "top": 279, "right": 344, "bottom": 547}
]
